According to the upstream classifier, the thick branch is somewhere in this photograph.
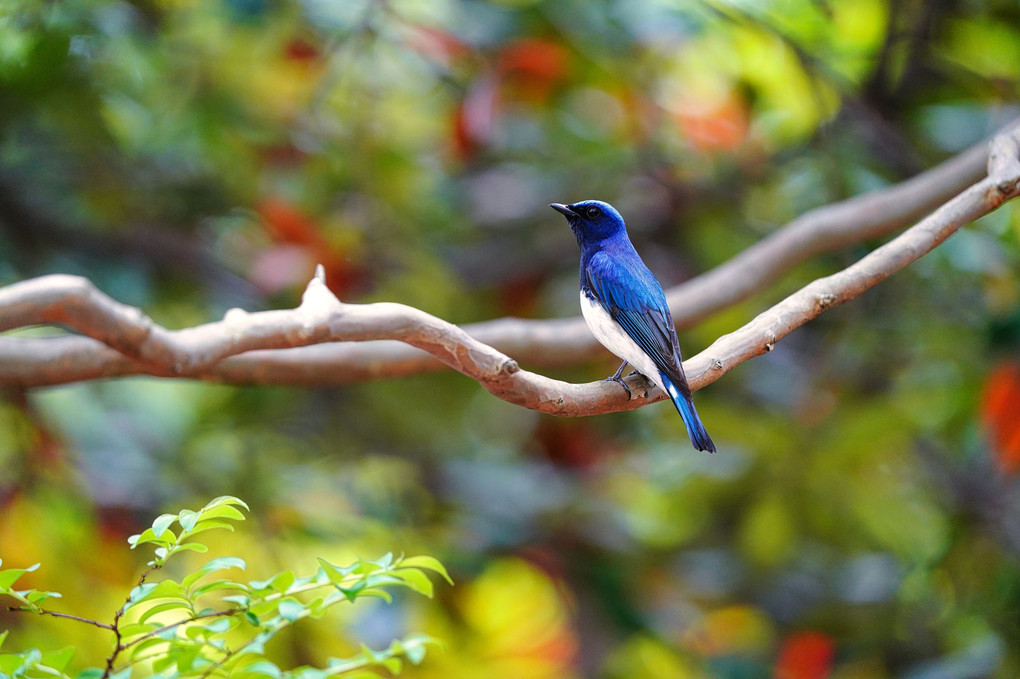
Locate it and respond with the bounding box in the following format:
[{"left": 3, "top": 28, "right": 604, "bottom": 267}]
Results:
[{"left": 1, "top": 125, "right": 1019, "bottom": 417}]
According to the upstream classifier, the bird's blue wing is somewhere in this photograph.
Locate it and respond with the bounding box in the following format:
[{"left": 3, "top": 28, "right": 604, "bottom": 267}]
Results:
[{"left": 584, "top": 251, "right": 692, "bottom": 400}]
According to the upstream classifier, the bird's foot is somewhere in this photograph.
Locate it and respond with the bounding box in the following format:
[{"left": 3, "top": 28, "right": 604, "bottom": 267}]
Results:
[
  {"left": 605, "top": 374, "right": 632, "bottom": 399},
  {"left": 606, "top": 361, "right": 632, "bottom": 399}
]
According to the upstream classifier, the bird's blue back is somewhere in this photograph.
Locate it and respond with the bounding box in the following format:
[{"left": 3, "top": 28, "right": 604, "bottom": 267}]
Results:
[
  {"left": 572, "top": 204, "right": 688, "bottom": 392},
  {"left": 553, "top": 199, "right": 714, "bottom": 451}
]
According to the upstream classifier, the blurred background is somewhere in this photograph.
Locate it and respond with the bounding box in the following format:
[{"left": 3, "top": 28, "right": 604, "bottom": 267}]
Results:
[{"left": 2, "top": 0, "right": 1020, "bottom": 676}]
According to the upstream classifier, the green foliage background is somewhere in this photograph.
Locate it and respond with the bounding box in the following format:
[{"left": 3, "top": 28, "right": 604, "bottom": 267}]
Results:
[
  {"left": 2, "top": 0, "right": 1020, "bottom": 677},
  {"left": 1, "top": 496, "right": 451, "bottom": 678}
]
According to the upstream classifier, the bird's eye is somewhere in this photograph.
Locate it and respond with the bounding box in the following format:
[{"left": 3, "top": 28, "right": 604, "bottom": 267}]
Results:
[{"left": 586, "top": 206, "right": 601, "bottom": 218}]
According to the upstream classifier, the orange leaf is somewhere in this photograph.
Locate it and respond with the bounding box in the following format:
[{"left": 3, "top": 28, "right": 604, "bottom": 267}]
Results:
[
  {"left": 498, "top": 38, "right": 570, "bottom": 103},
  {"left": 498, "top": 38, "right": 569, "bottom": 81},
  {"left": 673, "top": 89, "right": 749, "bottom": 152}
]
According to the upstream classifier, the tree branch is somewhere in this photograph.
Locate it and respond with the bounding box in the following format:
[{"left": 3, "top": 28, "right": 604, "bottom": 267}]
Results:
[{"left": 1, "top": 122, "right": 1018, "bottom": 418}]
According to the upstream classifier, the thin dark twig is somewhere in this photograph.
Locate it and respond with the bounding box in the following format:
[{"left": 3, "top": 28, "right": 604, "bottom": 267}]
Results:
[
  {"left": 102, "top": 564, "right": 159, "bottom": 679},
  {"left": 6, "top": 606, "right": 115, "bottom": 630}
]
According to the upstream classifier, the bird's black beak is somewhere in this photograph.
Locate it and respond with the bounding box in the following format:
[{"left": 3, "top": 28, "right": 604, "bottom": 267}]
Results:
[{"left": 549, "top": 203, "right": 578, "bottom": 218}]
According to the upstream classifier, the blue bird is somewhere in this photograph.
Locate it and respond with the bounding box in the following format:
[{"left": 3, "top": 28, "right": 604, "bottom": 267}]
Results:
[{"left": 551, "top": 200, "right": 715, "bottom": 452}]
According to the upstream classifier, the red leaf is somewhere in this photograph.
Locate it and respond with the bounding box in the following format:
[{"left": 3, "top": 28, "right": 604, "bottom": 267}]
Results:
[
  {"left": 285, "top": 37, "right": 320, "bottom": 63},
  {"left": 981, "top": 361, "right": 1020, "bottom": 475},
  {"left": 254, "top": 197, "right": 366, "bottom": 296},
  {"left": 497, "top": 38, "right": 570, "bottom": 102},
  {"left": 774, "top": 631, "right": 835, "bottom": 679},
  {"left": 256, "top": 196, "right": 323, "bottom": 246},
  {"left": 534, "top": 419, "right": 617, "bottom": 468},
  {"left": 498, "top": 38, "right": 569, "bottom": 82},
  {"left": 451, "top": 75, "right": 498, "bottom": 160}
]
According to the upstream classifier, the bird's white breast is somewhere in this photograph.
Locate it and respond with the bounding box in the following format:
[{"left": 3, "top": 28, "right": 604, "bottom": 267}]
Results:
[{"left": 579, "top": 291, "right": 665, "bottom": 393}]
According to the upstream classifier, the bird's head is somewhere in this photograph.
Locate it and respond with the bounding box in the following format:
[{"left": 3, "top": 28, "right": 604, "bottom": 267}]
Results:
[{"left": 550, "top": 200, "right": 627, "bottom": 246}]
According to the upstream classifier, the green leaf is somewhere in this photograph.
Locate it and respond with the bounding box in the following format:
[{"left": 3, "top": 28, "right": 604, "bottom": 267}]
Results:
[
  {"left": 178, "top": 509, "right": 199, "bottom": 533},
  {"left": 151, "top": 513, "right": 178, "bottom": 538},
  {"left": 155, "top": 625, "right": 179, "bottom": 641},
  {"left": 201, "top": 555, "right": 248, "bottom": 573},
  {"left": 127, "top": 578, "right": 185, "bottom": 608},
  {"left": 363, "top": 573, "right": 404, "bottom": 589},
  {"left": 129, "top": 636, "right": 169, "bottom": 661},
  {"left": 138, "top": 600, "right": 193, "bottom": 623},
  {"left": 277, "top": 597, "right": 304, "bottom": 622},
  {"left": 181, "top": 556, "right": 246, "bottom": 591},
  {"left": 195, "top": 505, "right": 246, "bottom": 523},
  {"left": 26, "top": 590, "right": 62, "bottom": 605},
  {"left": 292, "top": 668, "right": 329, "bottom": 679},
  {"left": 383, "top": 658, "right": 404, "bottom": 673},
  {"left": 202, "top": 617, "right": 236, "bottom": 634},
  {"left": 399, "top": 555, "right": 454, "bottom": 585},
  {"left": 185, "top": 624, "right": 210, "bottom": 641},
  {"left": 77, "top": 669, "right": 105, "bottom": 679},
  {"left": 317, "top": 558, "right": 356, "bottom": 585},
  {"left": 127, "top": 582, "right": 159, "bottom": 605},
  {"left": 249, "top": 570, "right": 295, "bottom": 594},
  {"left": 0, "top": 654, "right": 25, "bottom": 674},
  {"left": 129, "top": 527, "right": 175, "bottom": 550},
  {"left": 181, "top": 520, "right": 237, "bottom": 539},
  {"left": 190, "top": 579, "right": 250, "bottom": 598},
  {"left": 355, "top": 553, "right": 392, "bottom": 575},
  {"left": 243, "top": 660, "right": 282, "bottom": 678},
  {"left": 152, "top": 651, "right": 176, "bottom": 673},
  {"left": 393, "top": 568, "right": 434, "bottom": 598},
  {"left": 118, "top": 621, "right": 161, "bottom": 639},
  {"left": 336, "top": 579, "right": 365, "bottom": 602},
  {"left": 202, "top": 496, "right": 250, "bottom": 512},
  {"left": 400, "top": 634, "right": 441, "bottom": 664},
  {"left": 247, "top": 598, "right": 280, "bottom": 618},
  {"left": 402, "top": 640, "right": 427, "bottom": 665},
  {"left": 171, "top": 542, "right": 209, "bottom": 555},
  {"left": 0, "top": 568, "right": 25, "bottom": 590},
  {"left": 353, "top": 588, "right": 393, "bottom": 603},
  {"left": 151, "top": 579, "right": 187, "bottom": 599},
  {"left": 304, "top": 595, "right": 329, "bottom": 619},
  {"left": 0, "top": 564, "right": 38, "bottom": 591}
]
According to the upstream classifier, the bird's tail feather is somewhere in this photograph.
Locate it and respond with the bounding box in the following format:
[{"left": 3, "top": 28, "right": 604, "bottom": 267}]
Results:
[{"left": 662, "top": 373, "right": 716, "bottom": 453}]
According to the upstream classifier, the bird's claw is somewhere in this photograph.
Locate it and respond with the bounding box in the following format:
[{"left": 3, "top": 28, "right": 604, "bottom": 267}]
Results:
[
  {"left": 605, "top": 373, "right": 632, "bottom": 399},
  {"left": 606, "top": 361, "right": 633, "bottom": 399}
]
